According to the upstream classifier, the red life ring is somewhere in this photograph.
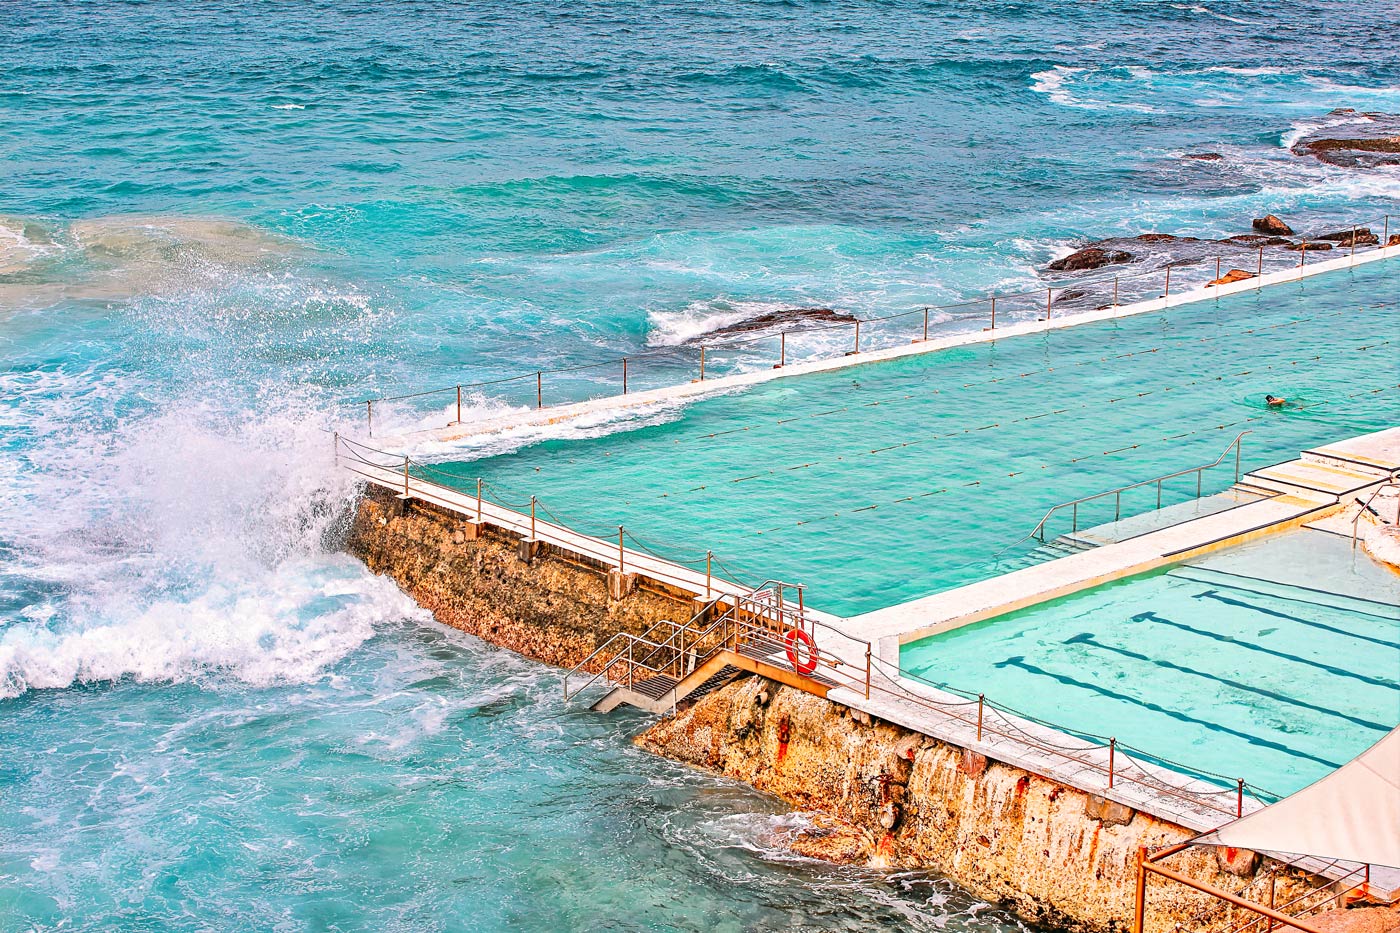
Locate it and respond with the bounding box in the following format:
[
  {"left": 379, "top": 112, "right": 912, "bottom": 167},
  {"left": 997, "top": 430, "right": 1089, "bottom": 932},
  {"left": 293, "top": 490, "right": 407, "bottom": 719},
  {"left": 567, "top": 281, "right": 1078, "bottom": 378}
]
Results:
[{"left": 784, "top": 628, "right": 818, "bottom": 675}]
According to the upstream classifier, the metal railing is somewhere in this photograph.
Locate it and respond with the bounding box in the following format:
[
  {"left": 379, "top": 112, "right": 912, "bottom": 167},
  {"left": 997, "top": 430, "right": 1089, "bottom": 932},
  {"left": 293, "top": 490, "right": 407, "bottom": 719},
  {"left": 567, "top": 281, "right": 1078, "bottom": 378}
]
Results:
[
  {"left": 997, "top": 430, "right": 1252, "bottom": 558},
  {"left": 1351, "top": 468, "right": 1400, "bottom": 549},
  {"left": 355, "top": 213, "right": 1397, "bottom": 435},
  {"left": 562, "top": 580, "right": 875, "bottom": 705}
]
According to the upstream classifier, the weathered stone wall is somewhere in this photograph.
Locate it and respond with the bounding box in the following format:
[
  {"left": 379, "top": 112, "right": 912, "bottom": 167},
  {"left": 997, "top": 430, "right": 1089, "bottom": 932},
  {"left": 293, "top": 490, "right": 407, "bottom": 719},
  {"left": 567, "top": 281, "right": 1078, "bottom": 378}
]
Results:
[
  {"left": 638, "top": 676, "right": 1327, "bottom": 933},
  {"left": 345, "top": 484, "right": 1339, "bottom": 933},
  {"left": 346, "top": 486, "right": 698, "bottom": 669}
]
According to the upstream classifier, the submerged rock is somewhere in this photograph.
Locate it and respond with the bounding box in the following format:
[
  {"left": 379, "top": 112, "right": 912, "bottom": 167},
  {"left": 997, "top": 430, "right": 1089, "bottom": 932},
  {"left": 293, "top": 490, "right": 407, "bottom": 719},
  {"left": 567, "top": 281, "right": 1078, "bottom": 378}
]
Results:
[
  {"left": 1222, "top": 234, "right": 1291, "bottom": 247},
  {"left": 1047, "top": 247, "right": 1132, "bottom": 272},
  {"left": 1252, "top": 214, "right": 1294, "bottom": 236},
  {"left": 691, "top": 307, "right": 857, "bottom": 343},
  {"left": 1182, "top": 152, "right": 1224, "bottom": 161},
  {"left": 1285, "top": 241, "right": 1332, "bottom": 251}
]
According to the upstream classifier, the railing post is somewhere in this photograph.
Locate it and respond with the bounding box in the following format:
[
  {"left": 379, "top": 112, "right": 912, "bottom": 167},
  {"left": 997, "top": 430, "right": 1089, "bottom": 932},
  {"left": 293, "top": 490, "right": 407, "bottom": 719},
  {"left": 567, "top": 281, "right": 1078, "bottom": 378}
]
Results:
[
  {"left": 1351, "top": 225, "right": 1358, "bottom": 262},
  {"left": 1045, "top": 286, "right": 1052, "bottom": 321},
  {"left": 1237, "top": 778, "right": 1245, "bottom": 817},
  {"left": 1236, "top": 436, "right": 1242, "bottom": 482},
  {"left": 1163, "top": 264, "right": 1171, "bottom": 301},
  {"left": 1298, "top": 241, "right": 1306, "bottom": 270},
  {"left": 1072, "top": 501, "right": 1078, "bottom": 532},
  {"left": 989, "top": 296, "right": 996, "bottom": 331},
  {"left": 705, "top": 550, "right": 712, "bottom": 598},
  {"left": 332, "top": 431, "right": 339, "bottom": 467},
  {"left": 476, "top": 478, "right": 483, "bottom": 523},
  {"left": 1215, "top": 255, "right": 1221, "bottom": 285},
  {"left": 1257, "top": 245, "right": 1264, "bottom": 281},
  {"left": 456, "top": 385, "right": 462, "bottom": 424},
  {"left": 1156, "top": 478, "right": 1162, "bottom": 510},
  {"left": 403, "top": 456, "right": 410, "bottom": 497},
  {"left": 618, "top": 526, "right": 625, "bottom": 572},
  {"left": 1112, "top": 277, "right": 1119, "bottom": 307},
  {"left": 976, "top": 694, "right": 984, "bottom": 740},
  {"left": 1108, "top": 737, "right": 1116, "bottom": 788},
  {"left": 853, "top": 320, "right": 861, "bottom": 353},
  {"left": 1115, "top": 490, "right": 1121, "bottom": 522},
  {"left": 699, "top": 346, "right": 705, "bottom": 381},
  {"left": 367, "top": 400, "right": 374, "bottom": 437},
  {"left": 622, "top": 357, "right": 628, "bottom": 395},
  {"left": 530, "top": 496, "right": 536, "bottom": 539},
  {"left": 536, "top": 371, "right": 542, "bottom": 409},
  {"left": 864, "top": 643, "right": 871, "bottom": 698},
  {"left": 1384, "top": 215, "right": 1390, "bottom": 247},
  {"left": 1197, "top": 469, "right": 1202, "bottom": 498},
  {"left": 779, "top": 330, "right": 786, "bottom": 368},
  {"left": 924, "top": 306, "right": 930, "bottom": 340},
  {"left": 1133, "top": 847, "right": 1147, "bottom": 933}
]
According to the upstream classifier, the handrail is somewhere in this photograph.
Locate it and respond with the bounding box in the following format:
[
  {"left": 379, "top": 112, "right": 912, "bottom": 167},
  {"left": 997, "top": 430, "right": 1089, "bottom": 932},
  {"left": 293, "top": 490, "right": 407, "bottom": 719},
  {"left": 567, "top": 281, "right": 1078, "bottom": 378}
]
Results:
[
  {"left": 995, "top": 430, "right": 1250, "bottom": 558},
  {"left": 1351, "top": 469, "right": 1400, "bottom": 550}
]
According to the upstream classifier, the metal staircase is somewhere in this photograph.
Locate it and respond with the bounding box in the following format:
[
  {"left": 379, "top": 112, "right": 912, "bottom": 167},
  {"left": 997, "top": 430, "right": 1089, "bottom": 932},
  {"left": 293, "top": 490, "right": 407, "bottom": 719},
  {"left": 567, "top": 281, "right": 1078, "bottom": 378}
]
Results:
[{"left": 563, "top": 581, "right": 864, "bottom": 714}]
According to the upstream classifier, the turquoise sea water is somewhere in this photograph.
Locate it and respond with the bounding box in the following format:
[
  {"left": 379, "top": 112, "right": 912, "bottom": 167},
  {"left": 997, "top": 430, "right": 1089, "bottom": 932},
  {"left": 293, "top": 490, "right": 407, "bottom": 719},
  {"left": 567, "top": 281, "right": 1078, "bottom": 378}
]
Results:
[
  {"left": 4, "top": 2, "right": 1400, "bottom": 929},
  {"left": 899, "top": 530, "right": 1400, "bottom": 797}
]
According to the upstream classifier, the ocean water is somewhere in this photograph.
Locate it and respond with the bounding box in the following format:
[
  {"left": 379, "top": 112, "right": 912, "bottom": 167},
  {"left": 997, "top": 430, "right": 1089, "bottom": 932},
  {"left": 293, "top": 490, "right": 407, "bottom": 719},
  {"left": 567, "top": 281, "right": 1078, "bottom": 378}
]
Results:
[{"left": 3, "top": 1, "right": 1399, "bottom": 929}]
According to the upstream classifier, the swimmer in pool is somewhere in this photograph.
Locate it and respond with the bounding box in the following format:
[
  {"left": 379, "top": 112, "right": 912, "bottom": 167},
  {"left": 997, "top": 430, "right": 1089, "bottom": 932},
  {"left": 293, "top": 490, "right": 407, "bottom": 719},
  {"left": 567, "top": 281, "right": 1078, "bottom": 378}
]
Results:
[{"left": 1265, "top": 394, "right": 1288, "bottom": 408}]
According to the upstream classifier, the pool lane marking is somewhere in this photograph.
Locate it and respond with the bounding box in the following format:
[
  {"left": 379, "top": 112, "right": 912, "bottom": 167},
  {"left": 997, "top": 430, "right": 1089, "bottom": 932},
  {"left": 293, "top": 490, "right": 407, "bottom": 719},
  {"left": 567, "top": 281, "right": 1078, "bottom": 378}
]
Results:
[
  {"left": 1192, "top": 590, "right": 1400, "bottom": 649},
  {"left": 992, "top": 656, "right": 1343, "bottom": 769},
  {"left": 1065, "top": 632, "right": 1391, "bottom": 732},
  {"left": 1130, "top": 611, "right": 1400, "bottom": 690},
  {"left": 1171, "top": 567, "right": 1400, "bottom": 619}
]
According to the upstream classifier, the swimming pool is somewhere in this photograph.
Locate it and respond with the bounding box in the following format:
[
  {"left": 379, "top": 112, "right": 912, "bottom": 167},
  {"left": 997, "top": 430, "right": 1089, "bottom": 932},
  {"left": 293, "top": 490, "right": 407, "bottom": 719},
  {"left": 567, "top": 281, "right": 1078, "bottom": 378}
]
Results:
[
  {"left": 429, "top": 262, "right": 1399, "bottom": 615},
  {"left": 898, "top": 528, "right": 1400, "bottom": 796}
]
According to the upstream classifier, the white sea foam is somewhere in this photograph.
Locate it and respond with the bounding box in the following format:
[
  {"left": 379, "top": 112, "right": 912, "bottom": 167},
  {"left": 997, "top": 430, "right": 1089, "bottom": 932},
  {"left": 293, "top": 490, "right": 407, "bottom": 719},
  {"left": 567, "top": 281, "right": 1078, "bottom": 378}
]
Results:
[
  {"left": 645, "top": 298, "right": 801, "bottom": 347},
  {"left": 271, "top": 103, "right": 306, "bottom": 110},
  {"left": 1028, "top": 65, "right": 1084, "bottom": 108},
  {"left": 0, "top": 374, "right": 425, "bottom": 699}
]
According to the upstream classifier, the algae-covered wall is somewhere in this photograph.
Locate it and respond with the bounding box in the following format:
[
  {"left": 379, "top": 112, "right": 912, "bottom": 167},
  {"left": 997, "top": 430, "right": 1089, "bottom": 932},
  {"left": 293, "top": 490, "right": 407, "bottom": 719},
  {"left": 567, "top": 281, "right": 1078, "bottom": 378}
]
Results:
[
  {"left": 638, "top": 676, "right": 1323, "bottom": 933},
  {"left": 346, "top": 486, "right": 696, "bottom": 669}
]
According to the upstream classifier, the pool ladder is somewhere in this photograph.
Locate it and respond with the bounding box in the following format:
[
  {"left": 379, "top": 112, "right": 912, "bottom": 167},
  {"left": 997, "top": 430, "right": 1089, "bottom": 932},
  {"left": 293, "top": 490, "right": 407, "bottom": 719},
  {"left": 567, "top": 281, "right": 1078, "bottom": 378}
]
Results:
[{"left": 1351, "top": 469, "right": 1400, "bottom": 550}]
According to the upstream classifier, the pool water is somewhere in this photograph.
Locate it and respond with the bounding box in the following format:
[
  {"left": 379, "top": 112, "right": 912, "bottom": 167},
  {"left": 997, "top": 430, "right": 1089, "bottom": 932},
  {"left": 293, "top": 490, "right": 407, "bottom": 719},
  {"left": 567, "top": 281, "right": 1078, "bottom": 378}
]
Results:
[
  {"left": 431, "top": 262, "right": 1399, "bottom": 616},
  {"left": 899, "top": 529, "right": 1400, "bottom": 796}
]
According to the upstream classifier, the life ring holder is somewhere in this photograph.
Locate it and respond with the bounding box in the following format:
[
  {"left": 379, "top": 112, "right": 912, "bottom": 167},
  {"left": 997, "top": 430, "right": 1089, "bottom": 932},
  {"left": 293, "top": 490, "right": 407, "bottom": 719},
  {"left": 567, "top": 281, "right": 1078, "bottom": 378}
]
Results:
[{"left": 784, "top": 627, "right": 818, "bottom": 675}]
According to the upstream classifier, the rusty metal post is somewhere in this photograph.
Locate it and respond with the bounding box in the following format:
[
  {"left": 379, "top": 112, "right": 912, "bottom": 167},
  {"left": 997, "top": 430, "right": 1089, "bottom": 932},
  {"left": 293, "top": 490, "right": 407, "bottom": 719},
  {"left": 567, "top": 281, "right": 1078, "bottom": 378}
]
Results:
[
  {"left": 1215, "top": 255, "right": 1221, "bottom": 284},
  {"left": 699, "top": 346, "right": 705, "bottom": 381},
  {"left": 989, "top": 296, "right": 996, "bottom": 330},
  {"left": 618, "top": 526, "right": 625, "bottom": 572},
  {"left": 1108, "top": 737, "right": 1116, "bottom": 788},
  {"left": 854, "top": 319, "right": 861, "bottom": 353},
  {"left": 779, "top": 330, "right": 786, "bottom": 367},
  {"left": 1257, "top": 245, "right": 1264, "bottom": 279},
  {"left": 1045, "top": 286, "right": 1052, "bottom": 320},
  {"left": 1164, "top": 264, "right": 1171, "bottom": 300},
  {"left": 1299, "top": 242, "right": 1306, "bottom": 269},
  {"left": 977, "top": 694, "right": 984, "bottom": 740},
  {"left": 535, "top": 371, "right": 542, "bottom": 409},
  {"left": 476, "top": 477, "right": 483, "bottom": 523},
  {"left": 403, "top": 456, "right": 410, "bottom": 497},
  {"left": 530, "top": 496, "right": 536, "bottom": 540},
  {"left": 456, "top": 385, "right": 462, "bottom": 424},
  {"left": 705, "top": 550, "right": 712, "bottom": 598},
  {"left": 1132, "top": 847, "right": 1147, "bottom": 933},
  {"left": 1237, "top": 778, "right": 1245, "bottom": 817},
  {"left": 622, "top": 357, "right": 628, "bottom": 394},
  {"left": 367, "top": 400, "right": 374, "bottom": 437}
]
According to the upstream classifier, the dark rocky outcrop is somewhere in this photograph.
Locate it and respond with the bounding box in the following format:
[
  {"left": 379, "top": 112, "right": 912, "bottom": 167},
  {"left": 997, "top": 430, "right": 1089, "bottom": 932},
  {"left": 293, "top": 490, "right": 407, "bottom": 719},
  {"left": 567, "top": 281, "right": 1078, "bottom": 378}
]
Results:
[
  {"left": 1315, "top": 228, "right": 1380, "bottom": 247},
  {"left": 695, "top": 307, "right": 857, "bottom": 343},
  {"left": 1390, "top": 234, "right": 1400, "bottom": 248},
  {"left": 1182, "top": 152, "right": 1223, "bottom": 161},
  {"left": 1285, "top": 241, "right": 1332, "bottom": 251},
  {"left": 1047, "top": 247, "right": 1132, "bottom": 272},
  {"left": 1252, "top": 214, "right": 1293, "bottom": 236},
  {"left": 1291, "top": 110, "right": 1400, "bottom": 167},
  {"left": 1222, "top": 234, "right": 1291, "bottom": 247}
]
